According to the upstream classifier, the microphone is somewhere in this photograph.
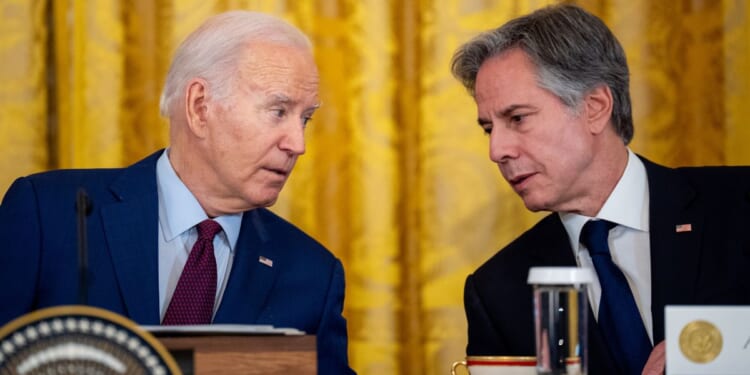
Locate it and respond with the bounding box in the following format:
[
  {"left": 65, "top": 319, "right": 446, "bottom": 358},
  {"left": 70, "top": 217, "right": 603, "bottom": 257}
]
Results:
[{"left": 75, "top": 188, "right": 92, "bottom": 305}]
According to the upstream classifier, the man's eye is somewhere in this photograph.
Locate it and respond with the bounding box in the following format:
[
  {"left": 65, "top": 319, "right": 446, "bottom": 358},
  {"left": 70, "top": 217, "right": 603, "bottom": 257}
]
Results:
[
  {"left": 510, "top": 114, "right": 525, "bottom": 123},
  {"left": 273, "top": 109, "right": 286, "bottom": 118},
  {"left": 302, "top": 116, "right": 313, "bottom": 126},
  {"left": 479, "top": 123, "right": 492, "bottom": 135}
]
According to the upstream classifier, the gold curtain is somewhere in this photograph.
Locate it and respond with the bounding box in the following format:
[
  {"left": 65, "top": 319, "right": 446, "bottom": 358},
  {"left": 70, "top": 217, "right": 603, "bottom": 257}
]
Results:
[{"left": 2, "top": 0, "right": 750, "bottom": 373}]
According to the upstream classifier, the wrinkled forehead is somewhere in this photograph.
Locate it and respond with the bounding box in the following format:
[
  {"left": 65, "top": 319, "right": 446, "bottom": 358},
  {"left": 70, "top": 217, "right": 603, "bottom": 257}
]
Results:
[
  {"left": 474, "top": 49, "right": 539, "bottom": 100},
  {"left": 239, "top": 43, "right": 317, "bottom": 80},
  {"left": 234, "top": 43, "right": 320, "bottom": 104}
]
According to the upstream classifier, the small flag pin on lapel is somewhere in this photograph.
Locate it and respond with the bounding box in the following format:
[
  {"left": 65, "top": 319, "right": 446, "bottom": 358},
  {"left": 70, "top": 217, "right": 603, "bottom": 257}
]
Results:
[
  {"left": 675, "top": 223, "right": 692, "bottom": 233},
  {"left": 259, "top": 256, "right": 273, "bottom": 267}
]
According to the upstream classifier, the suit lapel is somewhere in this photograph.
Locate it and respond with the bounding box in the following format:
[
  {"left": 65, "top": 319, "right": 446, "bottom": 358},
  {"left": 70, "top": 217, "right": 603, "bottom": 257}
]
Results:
[
  {"left": 527, "top": 216, "right": 619, "bottom": 373},
  {"left": 528, "top": 214, "right": 578, "bottom": 266},
  {"left": 642, "top": 157, "right": 703, "bottom": 343},
  {"left": 100, "top": 151, "right": 162, "bottom": 324},
  {"left": 214, "top": 209, "right": 279, "bottom": 323},
  {"left": 542, "top": 215, "right": 621, "bottom": 373}
]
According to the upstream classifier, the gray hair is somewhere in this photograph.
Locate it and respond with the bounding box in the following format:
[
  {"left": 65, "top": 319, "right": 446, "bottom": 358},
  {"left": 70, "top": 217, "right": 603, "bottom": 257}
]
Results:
[
  {"left": 159, "top": 11, "right": 312, "bottom": 118},
  {"left": 450, "top": 4, "right": 633, "bottom": 144}
]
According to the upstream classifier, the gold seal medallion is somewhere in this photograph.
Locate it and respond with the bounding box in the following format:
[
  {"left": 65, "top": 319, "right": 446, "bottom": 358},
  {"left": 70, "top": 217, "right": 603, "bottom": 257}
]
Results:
[{"left": 679, "top": 320, "right": 723, "bottom": 363}]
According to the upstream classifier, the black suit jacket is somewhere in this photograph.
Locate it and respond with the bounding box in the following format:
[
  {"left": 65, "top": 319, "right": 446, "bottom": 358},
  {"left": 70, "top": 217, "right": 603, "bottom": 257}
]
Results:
[{"left": 464, "top": 156, "right": 750, "bottom": 374}]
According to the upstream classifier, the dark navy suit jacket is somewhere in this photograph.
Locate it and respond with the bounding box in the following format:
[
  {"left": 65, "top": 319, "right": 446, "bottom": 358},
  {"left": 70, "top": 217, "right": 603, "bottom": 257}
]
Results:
[
  {"left": 464, "top": 156, "right": 750, "bottom": 374},
  {"left": 0, "top": 150, "right": 354, "bottom": 374}
]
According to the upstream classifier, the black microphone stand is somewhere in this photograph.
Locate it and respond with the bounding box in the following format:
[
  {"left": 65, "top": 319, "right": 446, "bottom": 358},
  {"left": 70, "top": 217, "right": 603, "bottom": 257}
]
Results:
[{"left": 76, "top": 188, "right": 91, "bottom": 305}]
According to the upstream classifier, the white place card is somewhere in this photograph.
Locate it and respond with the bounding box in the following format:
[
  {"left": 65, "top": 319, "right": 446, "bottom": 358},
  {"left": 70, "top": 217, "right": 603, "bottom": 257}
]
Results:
[{"left": 665, "top": 306, "right": 750, "bottom": 374}]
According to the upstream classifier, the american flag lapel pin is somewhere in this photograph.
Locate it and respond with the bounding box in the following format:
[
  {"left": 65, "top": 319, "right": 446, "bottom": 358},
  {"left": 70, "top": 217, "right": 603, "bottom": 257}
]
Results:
[
  {"left": 259, "top": 256, "right": 273, "bottom": 267},
  {"left": 675, "top": 223, "right": 692, "bottom": 233}
]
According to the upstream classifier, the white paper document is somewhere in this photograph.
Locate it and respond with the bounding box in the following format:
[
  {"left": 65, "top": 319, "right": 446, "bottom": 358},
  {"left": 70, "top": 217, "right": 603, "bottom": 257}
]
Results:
[{"left": 140, "top": 324, "right": 305, "bottom": 336}]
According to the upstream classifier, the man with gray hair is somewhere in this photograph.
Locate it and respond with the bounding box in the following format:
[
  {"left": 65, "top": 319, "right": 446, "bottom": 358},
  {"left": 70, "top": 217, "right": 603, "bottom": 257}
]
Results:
[
  {"left": 451, "top": 4, "right": 750, "bottom": 375},
  {"left": 0, "top": 11, "right": 354, "bottom": 374}
]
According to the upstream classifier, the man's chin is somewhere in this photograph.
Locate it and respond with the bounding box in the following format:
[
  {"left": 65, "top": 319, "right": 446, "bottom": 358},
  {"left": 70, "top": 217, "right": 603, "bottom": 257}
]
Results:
[
  {"left": 260, "top": 187, "right": 287, "bottom": 206},
  {"left": 523, "top": 203, "right": 545, "bottom": 212},
  {"left": 520, "top": 195, "right": 549, "bottom": 213},
  {"left": 254, "top": 195, "right": 279, "bottom": 208},
  {"left": 244, "top": 184, "right": 286, "bottom": 208}
]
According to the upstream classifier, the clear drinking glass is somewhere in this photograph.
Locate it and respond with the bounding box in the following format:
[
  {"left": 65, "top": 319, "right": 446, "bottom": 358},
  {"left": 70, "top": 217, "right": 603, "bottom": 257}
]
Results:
[{"left": 527, "top": 267, "right": 593, "bottom": 375}]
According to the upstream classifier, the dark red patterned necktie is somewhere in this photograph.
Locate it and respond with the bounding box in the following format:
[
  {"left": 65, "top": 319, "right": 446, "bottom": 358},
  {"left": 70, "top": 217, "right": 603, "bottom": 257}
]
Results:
[{"left": 162, "top": 219, "right": 222, "bottom": 325}]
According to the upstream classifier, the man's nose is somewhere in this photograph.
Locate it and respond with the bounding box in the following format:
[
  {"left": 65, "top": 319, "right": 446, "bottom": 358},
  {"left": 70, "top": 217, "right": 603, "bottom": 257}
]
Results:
[
  {"left": 489, "top": 126, "right": 518, "bottom": 163},
  {"left": 279, "top": 120, "right": 306, "bottom": 155}
]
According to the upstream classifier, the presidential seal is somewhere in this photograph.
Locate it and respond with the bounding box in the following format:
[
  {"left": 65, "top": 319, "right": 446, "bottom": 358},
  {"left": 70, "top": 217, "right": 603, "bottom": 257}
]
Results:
[{"left": 679, "top": 320, "right": 723, "bottom": 363}]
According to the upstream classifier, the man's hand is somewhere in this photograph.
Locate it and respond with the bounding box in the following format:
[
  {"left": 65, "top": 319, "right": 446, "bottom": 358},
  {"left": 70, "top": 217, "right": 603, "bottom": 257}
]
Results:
[{"left": 642, "top": 340, "right": 666, "bottom": 375}]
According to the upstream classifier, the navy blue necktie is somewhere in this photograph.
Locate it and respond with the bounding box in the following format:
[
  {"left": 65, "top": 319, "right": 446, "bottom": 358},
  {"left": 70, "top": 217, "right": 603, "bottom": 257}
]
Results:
[{"left": 581, "top": 220, "right": 652, "bottom": 375}]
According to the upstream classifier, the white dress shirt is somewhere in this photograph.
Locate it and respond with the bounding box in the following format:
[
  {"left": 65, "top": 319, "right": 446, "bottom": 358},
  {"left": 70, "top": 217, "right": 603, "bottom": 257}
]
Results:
[
  {"left": 155, "top": 149, "right": 243, "bottom": 321},
  {"left": 559, "top": 149, "right": 654, "bottom": 343}
]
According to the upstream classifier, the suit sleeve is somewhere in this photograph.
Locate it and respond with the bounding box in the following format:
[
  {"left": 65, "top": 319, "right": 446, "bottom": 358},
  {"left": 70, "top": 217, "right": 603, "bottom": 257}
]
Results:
[
  {"left": 0, "top": 177, "right": 42, "bottom": 325},
  {"left": 464, "top": 273, "right": 507, "bottom": 355},
  {"left": 316, "top": 258, "right": 355, "bottom": 374}
]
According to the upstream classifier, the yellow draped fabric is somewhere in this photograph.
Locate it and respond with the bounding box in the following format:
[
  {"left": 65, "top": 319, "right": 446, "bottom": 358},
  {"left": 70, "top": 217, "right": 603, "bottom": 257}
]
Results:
[{"left": 2, "top": 0, "right": 750, "bottom": 373}]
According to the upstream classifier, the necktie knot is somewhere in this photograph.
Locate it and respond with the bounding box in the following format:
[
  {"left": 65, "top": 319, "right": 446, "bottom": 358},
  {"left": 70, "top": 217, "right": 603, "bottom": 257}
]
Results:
[
  {"left": 196, "top": 219, "right": 222, "bottom": 241},
  {"left": 580, "top": 219, "right": 616, "bottom": 256}
]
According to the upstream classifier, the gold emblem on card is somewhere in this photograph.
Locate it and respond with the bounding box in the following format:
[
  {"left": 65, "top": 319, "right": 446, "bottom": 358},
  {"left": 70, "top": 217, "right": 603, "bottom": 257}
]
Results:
[{"left": 679, "top": 320, "right": 723, "bottom": 363}]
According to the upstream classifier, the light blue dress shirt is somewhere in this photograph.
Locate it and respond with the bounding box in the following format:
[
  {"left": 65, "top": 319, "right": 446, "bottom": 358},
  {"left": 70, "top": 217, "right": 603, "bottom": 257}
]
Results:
[{"left": 155, "top": 149, "right": 243, "bottom": 321}]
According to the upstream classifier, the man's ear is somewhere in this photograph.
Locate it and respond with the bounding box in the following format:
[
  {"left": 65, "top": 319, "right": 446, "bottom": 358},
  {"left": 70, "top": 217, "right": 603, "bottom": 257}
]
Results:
[
  {"left": 584, "top": 84, "right": 614, "bottom": 134},
  {"left": 185, "top": 78, "right": 210, "bottom": 138}
]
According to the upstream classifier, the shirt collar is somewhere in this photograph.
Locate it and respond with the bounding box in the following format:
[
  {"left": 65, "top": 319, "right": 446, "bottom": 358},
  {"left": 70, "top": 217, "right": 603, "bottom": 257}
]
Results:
[
  {"left": 560, "top": 148, "right": 650, "bottom": 251},
  {"left": 156, "top": 149, "right": 243, "bottom": 250}
]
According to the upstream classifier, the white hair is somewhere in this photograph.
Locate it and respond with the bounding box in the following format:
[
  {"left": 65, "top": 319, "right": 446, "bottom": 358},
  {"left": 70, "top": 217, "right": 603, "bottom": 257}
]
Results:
[{"left": 159, "top": 11, "right": 312, "bottom": 118}]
